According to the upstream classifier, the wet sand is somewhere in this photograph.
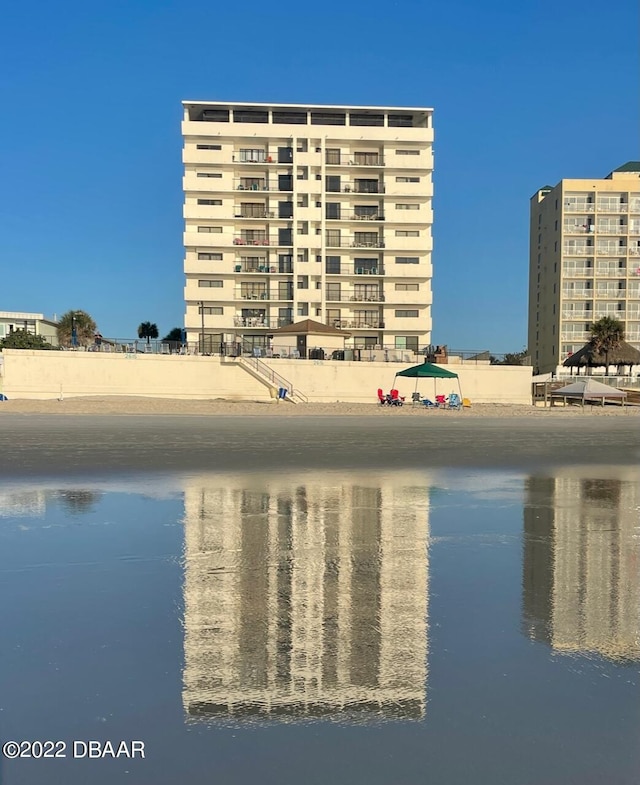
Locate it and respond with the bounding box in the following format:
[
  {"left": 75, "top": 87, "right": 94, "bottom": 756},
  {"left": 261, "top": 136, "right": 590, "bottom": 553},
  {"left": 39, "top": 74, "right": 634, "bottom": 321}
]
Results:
[{"left": 1, "top": 407, "right": 638, "bottom": 478}]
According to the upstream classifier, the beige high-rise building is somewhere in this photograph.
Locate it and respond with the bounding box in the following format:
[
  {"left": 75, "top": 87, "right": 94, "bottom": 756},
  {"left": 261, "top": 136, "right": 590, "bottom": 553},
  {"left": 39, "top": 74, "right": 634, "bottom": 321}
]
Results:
[
  {"left": 528, "top": 163, "right": 640, "bottom": 374},
  {"left": 182, "top": 102, "right": 433, "bottom": 354},
  {"left": 181, "top": 472, "right": 430, "bottom": 723}
]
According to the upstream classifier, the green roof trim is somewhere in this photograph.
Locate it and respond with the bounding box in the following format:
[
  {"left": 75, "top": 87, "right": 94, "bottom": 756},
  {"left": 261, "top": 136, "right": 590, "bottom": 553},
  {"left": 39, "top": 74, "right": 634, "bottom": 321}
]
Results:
[{"left": 613, "top": 161, "right": 640, "bottom": 173}]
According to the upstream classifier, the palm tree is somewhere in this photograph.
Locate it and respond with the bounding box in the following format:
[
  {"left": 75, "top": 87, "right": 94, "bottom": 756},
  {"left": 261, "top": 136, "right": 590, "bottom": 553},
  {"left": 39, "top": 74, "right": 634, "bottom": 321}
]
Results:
[
  {"left": 137, "top": 321, "right": 159, "bottom": 344},
  {"left": 57, "top": 310, "right": 97, "bottom": 348},
  {"left": 589, "top": 316, "right": 624, "bottom": 376}
]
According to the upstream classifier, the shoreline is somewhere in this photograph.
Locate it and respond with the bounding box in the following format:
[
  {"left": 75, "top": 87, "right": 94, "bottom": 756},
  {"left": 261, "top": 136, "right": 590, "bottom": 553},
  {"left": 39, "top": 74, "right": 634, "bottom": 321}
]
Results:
[{"left": 1, "top": 410, "right": 638, "bottom": 479}]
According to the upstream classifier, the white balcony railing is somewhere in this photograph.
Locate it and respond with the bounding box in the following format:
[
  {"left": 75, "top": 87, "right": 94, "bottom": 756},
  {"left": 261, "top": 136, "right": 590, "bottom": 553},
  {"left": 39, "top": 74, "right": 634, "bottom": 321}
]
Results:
[
  {"left": 597, "top": 203, "right": 628, "bottom": 213},
  {"left": 596, "top": 225, "right": 627, "bottom": 235},
  {"left": 563, "top": 245, "right": 594, "bottom": 255},
  {"left": 562, "top": 310, "right": 592, "bottom": 319},
  {"left": 596, "top": 246, "right": 627, "bottom": 256},
  {"left": 562, "top": 267, "right": 593, "bottom": 276},
  {"left": 562, "top": 289, "right": 593, "bottom": 299},
  {"left": 595, "top": 268, "right": 627, "bottom": 277},
  {"left": 564, "top": 202, "right": 595, "bottom": 213}
]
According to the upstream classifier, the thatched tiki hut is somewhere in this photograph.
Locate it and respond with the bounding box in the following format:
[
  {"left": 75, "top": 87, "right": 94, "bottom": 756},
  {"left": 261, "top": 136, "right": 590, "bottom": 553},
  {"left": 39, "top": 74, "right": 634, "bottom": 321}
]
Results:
[{"left": 563, "top": 340, "right": 640, "bottom": 377}]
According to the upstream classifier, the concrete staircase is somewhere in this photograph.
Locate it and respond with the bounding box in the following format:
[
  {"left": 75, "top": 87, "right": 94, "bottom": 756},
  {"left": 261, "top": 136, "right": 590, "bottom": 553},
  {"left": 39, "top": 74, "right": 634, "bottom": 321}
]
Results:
[{"left": 236, "top": 356, "right": 308, "bottom": 404}]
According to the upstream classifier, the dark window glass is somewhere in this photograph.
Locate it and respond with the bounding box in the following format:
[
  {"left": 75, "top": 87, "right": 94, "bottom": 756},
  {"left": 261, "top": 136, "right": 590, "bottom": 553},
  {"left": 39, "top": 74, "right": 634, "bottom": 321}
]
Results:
[
  {"left": 388, "top": 114, "right": 414, "bottom": 127},
  {"left": 278, "top": 202, "right": 293, "bottom": 219},
  {"left": 200, "top": 109, "right": 229, "bottom": 122},
  {"left": 234, "top": 110, "right": 269, "bottom": 123},
  {"left": 273, "top": 111, "right": 307, "bottom": 124},
  {"left": 349, "top": 114, "right": 384, "bottom": 127},
  {"left": 326, "top": 203, "right": 341, "bottom": 219},
  {"left": 278, "top": 147, "right": 293, "bottom": 163},
  {"left": 326, "top": 256, "right": 341, "bottom": 274},
  {"left": 278, "top": 175, "right": 293, "bottom": 192},
  {"left": 278, "top": 228, "right": 293, "bottom": 246},
  {"left": 326, "top": 175, "right": 341, "bottom": 192},
  {"left": 311, "top": 112, "right": 346, "bottom": 126}
]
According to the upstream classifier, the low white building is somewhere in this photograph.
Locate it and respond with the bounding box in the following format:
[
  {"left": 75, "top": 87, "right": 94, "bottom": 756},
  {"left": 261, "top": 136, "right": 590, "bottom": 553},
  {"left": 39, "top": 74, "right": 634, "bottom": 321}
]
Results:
[{"left": 0, "top": 311, "right": 59, "bottom": 346}]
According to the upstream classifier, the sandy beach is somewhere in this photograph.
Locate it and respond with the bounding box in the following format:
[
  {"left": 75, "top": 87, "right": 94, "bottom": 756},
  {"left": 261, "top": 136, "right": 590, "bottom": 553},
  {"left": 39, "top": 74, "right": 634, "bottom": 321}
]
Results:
[
  {"left": 0, "top": 395, "right": 638, "bottom": 417},
  {"left": 0, "top": 397, "right": 638, "bottom": 478}
]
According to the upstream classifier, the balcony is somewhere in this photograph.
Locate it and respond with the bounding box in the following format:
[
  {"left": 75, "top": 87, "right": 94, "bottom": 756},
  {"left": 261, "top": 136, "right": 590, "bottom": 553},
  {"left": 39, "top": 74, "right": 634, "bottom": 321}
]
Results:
[
  {"left": 562, "top": 310, "right": 593, "bottom": 319},
  {"left": 325, "top": 292, "right": 385, "bottom": 302},
  {"left": 326, "top": 154, "right": 385, "bottom": 167},
  {"left": 326, "top": 211, "right": 385, "bottom": 221},
  {"left": 563, "top": 245, "right": 594, "bottom": 255},
  {"left": 596, "top": 203, "right": 628, "bottom": 213},
  {"left": 561, "top": 331, "right": 590, "bottom": 341},
  {"left": 562, "top": 266, "right": 593, "bottom": 277},
  {"left": 595, "top": 267, "right": 627, "bottom": 277},
  {"left": 234, "top": 260, "right": 280, "bottom": 273},
  {"left": 233, "top": 316, "right": 293, "bottom": 329},
  {"left": 234, "top": 289, "right": 293, "bottom": 301},
  {"left": 593, "top": 309, "right": 626, "bottom": 319},
  {"left": 329, "top": 320, "right": 385, "bottom": 329},
  {"left": 562, "top": 289, "right": 593, "bottom": 299},
  {"left": 596, "top": 225, "right": 627, "bottom": 235},
  {"left": 326, "top": 238, "right": 385, "bottom": 249},
  {"left": 233, "top": 236, "right": 293, "bottom": 247},
  {"left": 595, "top": 288, "right": 626, "bottom": 298},
  {"left": 563, "top": 223, "right": 594, "bottom": 234},
  {"left": 596, "top": 246, "right": 627, "bottom": 256},
  {"left": 325, "top": 181, "right": 385, "bottom": 194},
  {"left": 325, "top": 264, "right": 385, "bottom": 275},
  {"left": 564, "top": 202, "right": 595, "bottom": 213}
]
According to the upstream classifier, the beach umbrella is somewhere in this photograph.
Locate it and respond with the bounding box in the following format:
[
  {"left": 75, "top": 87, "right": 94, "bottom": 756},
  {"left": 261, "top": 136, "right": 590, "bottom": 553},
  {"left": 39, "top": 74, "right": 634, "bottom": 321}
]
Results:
[{"left": 394, "top": 361, "right": 462, "bottom": 401}]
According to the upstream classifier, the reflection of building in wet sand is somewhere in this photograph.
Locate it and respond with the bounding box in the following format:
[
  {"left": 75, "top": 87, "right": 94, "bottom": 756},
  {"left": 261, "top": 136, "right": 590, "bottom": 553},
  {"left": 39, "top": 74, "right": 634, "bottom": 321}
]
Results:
[
  {"left": 182, "top": 473, "right": 430, "bottom": 723},
  {"left": 0, "top": 489, "right": 47, "bottom": 517},
  {"left": 523, "top": 470, "right": 640, "bottom": 660}
]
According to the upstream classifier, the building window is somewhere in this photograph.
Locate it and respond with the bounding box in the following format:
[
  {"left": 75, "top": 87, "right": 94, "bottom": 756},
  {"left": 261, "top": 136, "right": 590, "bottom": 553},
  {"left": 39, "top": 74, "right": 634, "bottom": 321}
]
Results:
[
  {"left": 200, "top": 109, "right": 229, "bottom": 122},
  {"left": 273, "top": 111, "right": 307, "bottom": 124},
  {"left": 388, "top": 115, "right": 415, "bottom": 128},
  {"left": 395, "top": 336, "right": 419, "bottom": 350},
  {"left": 196, "top": 144, "right": 222, "bottom": 150},
  {"left": 396, "top": 204, "right": 420, "bottom": 210},
  {"left": 395, "top": 257, "right": 419, "bottom": 264},
  {"left": 196, "top": 172, "right": 222, "bottom": 178},
  {"left": 297, "top": 303, "right": 309, "bottom": 316},
  {"left": 198, "top": 306, "right": 223, "bottom": 315},
  {"left": 239, "top": 149, "right": 267, "bottom": 163},
  {"left": 197, "top": 252, "right": 222, "bottom": 260},
  {"left": 297, "top": 276, "right": 309, "bottom": 289},
  {"left": 310, "top": 112, "right": 346, "bottom": 126},
  {"left": 395, "top": 230, "right": 420, "bottom": 237},
  {"left": 349, "top": 113, "right": 384, "bottom": 127},
  {"left": 395, "top": 283, "right": 419, "bottom": 291},
  {"left": 198, "top": 280, "right": 223, "bottom": 287},
  {"left": 395, "top": 310, "right": 419, "bottom": 318},
  {"left": 395, "top": 149, "right": 420, "bottom": 155},
  {"left": 396, "top": 176, "right": 420, "bottom": 183},
  {"left": 233, "top": 109, "right": 268, "bottom": 123},
  {"left": 197, "top": 226, "right": 222, "bottom": 233},
  {"left": 197, "top": 199, "right": 222, "bottom": 205}
]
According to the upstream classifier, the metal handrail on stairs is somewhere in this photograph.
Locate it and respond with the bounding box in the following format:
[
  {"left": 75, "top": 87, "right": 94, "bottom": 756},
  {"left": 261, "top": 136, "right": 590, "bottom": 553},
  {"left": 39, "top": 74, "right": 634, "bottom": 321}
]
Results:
[{"left": 239, "top": 356, "right": 309, "bottom": 403}]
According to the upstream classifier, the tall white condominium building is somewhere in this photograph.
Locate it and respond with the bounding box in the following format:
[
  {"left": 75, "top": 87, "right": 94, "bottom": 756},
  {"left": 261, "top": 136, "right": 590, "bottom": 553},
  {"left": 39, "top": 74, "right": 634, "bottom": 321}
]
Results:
[
  {"left": 182, "top": 102, "right": 434, "bottom": 354},
  {"left": 528, "top": 162, "right": 640, "bottom": 374}
]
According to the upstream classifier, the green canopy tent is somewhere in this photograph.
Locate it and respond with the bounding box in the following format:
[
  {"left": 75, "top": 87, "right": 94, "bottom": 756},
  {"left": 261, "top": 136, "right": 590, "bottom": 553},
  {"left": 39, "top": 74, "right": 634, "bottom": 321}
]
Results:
[{"left": 394, "top": 361, "right": 462, "bottom": 402}]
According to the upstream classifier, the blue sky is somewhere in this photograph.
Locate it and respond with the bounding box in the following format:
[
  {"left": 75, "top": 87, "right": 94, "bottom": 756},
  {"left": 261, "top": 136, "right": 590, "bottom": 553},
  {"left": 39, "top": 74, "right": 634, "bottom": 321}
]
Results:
[{"left": 1, "top": 0, "right": 638, "bottom": 351}]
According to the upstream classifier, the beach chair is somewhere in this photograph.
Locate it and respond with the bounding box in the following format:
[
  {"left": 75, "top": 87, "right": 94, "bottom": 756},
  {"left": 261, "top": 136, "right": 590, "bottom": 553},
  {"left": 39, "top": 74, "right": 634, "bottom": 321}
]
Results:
[
  {"left": 435, "top": 394, "right": 448, "bottom": 408},
  {"left": 421, "top": 398, "right": 436, "bottom": 408},
  {"left": 448, "top": 393, "right": 462, "bottom": 410},
  {"left": 390, "top": 389, "right": 405, "bottom": 406},
  {"left": 462, "top": 397, "right": 472, "bottom": 408},
  {"left": 411, "top": 392, "right": 422, "bottom": 407},
  {"left": 377, "top": 388, "right": 389, "bottom": 405}
]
